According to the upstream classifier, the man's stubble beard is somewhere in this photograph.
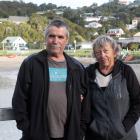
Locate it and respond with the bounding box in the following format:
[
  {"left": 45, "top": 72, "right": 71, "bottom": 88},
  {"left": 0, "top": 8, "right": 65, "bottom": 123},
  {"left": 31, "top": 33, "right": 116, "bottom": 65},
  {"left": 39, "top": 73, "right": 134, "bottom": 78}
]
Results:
[{"left": 47, "top": 45, "right": 63, "bottom": 57}]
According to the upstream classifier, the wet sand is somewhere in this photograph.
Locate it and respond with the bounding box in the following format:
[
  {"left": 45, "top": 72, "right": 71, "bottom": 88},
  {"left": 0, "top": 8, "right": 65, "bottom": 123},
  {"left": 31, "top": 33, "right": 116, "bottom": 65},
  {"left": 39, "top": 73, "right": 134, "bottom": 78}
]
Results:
[
  {"left": 0, "top": 56, "right": 24, "bottom": 139},
  {"left": 0, "top": 56, "right": 26, "bottom": 72}
]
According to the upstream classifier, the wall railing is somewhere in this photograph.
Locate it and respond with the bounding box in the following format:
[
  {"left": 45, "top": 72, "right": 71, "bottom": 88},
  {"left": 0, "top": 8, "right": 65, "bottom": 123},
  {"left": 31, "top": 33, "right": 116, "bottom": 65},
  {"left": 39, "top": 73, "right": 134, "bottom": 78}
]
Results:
[{"left": 0, "top": 108, "right": 15, "bottom": 121}]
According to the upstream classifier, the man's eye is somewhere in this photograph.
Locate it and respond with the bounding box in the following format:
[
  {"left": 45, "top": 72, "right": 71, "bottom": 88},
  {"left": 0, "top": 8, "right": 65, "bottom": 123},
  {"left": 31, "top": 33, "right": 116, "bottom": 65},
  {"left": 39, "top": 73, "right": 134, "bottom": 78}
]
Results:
[
  {"left": 49, "top": 35, "right": 55, "bottom": 38},
  {"left": 58, "top": 36, "right": 64, "bottom": 39}
]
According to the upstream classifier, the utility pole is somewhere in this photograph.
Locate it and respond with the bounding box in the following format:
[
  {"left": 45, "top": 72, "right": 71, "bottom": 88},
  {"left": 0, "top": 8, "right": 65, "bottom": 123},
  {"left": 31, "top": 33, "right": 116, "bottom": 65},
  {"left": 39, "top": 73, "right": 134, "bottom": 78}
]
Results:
[
  {"left": 74, "top": 40, "right": 77, "bottom": 53},
  {"left": 2, "top": 43, "right": 5, "bottom": 51}
]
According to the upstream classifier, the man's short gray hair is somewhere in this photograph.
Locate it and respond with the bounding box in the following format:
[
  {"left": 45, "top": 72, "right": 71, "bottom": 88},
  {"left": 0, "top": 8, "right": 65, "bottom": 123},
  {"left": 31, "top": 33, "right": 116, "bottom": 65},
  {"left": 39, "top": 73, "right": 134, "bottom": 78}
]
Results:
[{"left": 45, "top": 19, "right": 69, "bottom": 39}]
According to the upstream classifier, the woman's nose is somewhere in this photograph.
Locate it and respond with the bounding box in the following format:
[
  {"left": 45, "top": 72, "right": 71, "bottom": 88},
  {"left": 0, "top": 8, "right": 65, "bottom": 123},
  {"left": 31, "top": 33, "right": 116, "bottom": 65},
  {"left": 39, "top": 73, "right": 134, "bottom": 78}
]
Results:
[{"left": 100, "top": 51, "right": 106, "bottom": 57}]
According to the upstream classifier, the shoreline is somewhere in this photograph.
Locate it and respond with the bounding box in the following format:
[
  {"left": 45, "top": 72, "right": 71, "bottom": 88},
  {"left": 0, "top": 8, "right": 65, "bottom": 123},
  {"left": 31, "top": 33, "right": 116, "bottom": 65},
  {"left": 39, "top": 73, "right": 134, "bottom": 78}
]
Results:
[
  {"left": 0, "top": 55, "right": 140, "bottom": 71},
  {"left": 0, "top": 56, "right": 95, "bottom": 71}
]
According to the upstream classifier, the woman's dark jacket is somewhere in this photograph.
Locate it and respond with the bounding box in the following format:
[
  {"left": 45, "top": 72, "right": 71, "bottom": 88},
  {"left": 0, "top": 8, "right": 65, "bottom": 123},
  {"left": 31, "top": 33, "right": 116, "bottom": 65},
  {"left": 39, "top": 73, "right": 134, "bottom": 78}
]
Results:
[
  {"left": 85, "top": 60, "right": 140, "bottom": 140},
  {"left": 12, "top": 50, "right": 88, "bottom": 140}
]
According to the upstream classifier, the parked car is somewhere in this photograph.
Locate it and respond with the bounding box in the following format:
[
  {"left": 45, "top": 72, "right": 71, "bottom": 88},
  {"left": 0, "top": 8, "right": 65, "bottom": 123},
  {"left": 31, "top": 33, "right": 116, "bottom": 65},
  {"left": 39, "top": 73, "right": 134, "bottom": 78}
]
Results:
[
  {"left": 65, "top": 44, "right": 74, "bottom": 50},
  {"left": 20, "top": 46, "right": 29, "bottom": 50}
]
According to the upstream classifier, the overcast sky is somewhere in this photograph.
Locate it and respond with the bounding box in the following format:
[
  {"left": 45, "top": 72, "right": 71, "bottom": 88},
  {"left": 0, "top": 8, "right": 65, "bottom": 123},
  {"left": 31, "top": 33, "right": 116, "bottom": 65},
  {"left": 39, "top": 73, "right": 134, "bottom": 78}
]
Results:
[{"left": 0, "top": 0, "right": 134, "bottom": 9}]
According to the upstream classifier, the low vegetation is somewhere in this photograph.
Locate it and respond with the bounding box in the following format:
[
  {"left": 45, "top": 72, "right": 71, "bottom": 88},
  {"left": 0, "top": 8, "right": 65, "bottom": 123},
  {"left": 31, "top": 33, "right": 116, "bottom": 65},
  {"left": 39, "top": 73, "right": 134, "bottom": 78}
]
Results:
[{"left": 0, "top": 49, "right": 140, "bottom": 59}]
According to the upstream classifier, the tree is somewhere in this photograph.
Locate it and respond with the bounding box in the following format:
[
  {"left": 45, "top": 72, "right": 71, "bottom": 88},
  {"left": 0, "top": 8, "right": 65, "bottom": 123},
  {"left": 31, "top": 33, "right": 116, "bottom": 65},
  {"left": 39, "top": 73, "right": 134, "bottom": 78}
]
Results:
[
  {"left": 63, "top": 8, "right": 85, "bottom": 26},
  {"left": 117, "top": 12, "right": 131, "bottom": 24}
]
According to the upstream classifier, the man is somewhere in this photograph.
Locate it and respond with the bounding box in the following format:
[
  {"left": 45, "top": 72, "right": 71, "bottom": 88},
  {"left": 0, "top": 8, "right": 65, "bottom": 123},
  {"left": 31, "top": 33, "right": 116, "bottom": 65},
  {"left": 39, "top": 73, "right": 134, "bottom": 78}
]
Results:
[{"left": 12, "top": 19, "right": 88, "bottom": 140}]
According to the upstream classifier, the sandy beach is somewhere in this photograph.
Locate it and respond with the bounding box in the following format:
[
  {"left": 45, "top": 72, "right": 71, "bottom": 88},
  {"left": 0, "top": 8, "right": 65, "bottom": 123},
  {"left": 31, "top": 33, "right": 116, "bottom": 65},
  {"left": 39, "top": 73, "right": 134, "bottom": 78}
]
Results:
[
  {"left": 0, "top": 56, "right": 26, "bottom": 72},
  {"left": 0, "top": 55, "right": 96, "bottom": 72}
]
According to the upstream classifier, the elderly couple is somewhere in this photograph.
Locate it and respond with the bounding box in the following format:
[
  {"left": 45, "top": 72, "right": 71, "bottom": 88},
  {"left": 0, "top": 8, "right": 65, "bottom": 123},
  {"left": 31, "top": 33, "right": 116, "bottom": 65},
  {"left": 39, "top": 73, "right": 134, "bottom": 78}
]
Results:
[{"left": 12, "top": 19, "right": 140, "bottom": 140}]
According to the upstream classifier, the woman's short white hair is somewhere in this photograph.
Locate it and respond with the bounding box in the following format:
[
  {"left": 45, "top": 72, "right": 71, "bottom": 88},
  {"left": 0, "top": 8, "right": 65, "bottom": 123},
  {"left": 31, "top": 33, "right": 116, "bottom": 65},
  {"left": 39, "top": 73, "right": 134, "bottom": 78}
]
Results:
[{"left": 92, "top": 35, "right": 120, "bottom": 58}]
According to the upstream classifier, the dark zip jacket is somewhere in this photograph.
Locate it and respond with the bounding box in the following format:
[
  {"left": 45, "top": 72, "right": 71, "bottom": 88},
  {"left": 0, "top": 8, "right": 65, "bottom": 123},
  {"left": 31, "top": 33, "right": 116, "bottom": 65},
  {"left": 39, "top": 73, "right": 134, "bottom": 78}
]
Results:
[
  {"left": 85, "top": 60, "right": 140, "bottom": 140},
  {"left": 12, "top": 50, "right": 88, "bottom": 140}
]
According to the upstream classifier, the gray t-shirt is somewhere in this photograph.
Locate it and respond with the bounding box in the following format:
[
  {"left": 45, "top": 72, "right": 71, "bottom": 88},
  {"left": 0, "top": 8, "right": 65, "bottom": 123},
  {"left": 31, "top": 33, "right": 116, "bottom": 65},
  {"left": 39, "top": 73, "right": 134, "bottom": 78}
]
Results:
[{"left": 47, "top": 58, "right": 67, "bottom": 138}]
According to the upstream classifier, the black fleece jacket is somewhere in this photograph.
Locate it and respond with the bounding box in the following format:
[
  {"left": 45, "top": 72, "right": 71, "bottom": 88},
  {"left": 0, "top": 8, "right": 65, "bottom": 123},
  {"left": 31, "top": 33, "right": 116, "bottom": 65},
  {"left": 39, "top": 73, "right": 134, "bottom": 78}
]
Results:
[
  {"left": 12, "top": 50, "right": 88, "bottom": 140},
  {"left": 85, "top": 60, "right": 140, "bottom": 140}
]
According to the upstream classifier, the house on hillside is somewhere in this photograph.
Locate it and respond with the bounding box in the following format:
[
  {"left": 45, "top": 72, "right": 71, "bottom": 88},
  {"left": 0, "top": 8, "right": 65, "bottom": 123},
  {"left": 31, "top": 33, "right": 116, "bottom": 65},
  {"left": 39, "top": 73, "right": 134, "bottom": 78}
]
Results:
[
  {"left": 126, "top": 17, "right": 140, "bottom": 30},
  {"left": 126, "top": 24, "right": 137, "bottom": 30},
  {"left": 132, "top": 17, "right": 140, "bottom": 27},
  {"left": 101, "top": 16, "right": 116, "bottom": 22},
  {"left": 107, "top": 28, "right": 125, "bottom": 37},
  {"left": 8, "top": 16, "right": 29, "bottom": 24},
  {"left": 84, "top": 16, "right": 101, "bottom": 22},
  {"left": 1, "top": 36, "right": 27, "bottom": 51},
  {"left": 85, "top": 22, "right": 102, "bottom": 28}
]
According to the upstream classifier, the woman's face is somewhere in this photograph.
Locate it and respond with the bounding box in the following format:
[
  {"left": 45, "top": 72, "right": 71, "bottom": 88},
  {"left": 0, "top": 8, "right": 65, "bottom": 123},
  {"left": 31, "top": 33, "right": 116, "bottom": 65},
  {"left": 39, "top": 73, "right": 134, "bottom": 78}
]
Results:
[{"left": 94, "top": 43, "right": 117, "bottom": 68}]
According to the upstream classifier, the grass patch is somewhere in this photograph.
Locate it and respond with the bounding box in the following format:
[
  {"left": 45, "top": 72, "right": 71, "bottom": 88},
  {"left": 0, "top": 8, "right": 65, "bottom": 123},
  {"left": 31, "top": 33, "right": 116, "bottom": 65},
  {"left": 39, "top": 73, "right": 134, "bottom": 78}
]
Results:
[
  {"left": 64, "top": 49, "right": 93, "bottom": 57},
  {"left": 0, "top": 49, "right": 42, "bottom": 56},
  {"left": 0, "top": 49, "right": 140, "bottom": 59}
]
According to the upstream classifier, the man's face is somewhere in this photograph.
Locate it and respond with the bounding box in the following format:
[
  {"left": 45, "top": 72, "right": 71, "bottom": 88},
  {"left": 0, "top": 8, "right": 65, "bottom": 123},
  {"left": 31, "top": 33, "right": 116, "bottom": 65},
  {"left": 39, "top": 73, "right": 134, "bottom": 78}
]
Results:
[{"left": 45, "top": 26, "right": 68, "bottom": 56}]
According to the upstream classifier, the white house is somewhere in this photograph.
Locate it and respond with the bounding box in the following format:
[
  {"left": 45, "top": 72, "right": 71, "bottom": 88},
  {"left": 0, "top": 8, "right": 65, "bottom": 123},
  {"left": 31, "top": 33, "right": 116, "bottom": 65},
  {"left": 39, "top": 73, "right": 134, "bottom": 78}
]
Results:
[
  {"left": 1, "top": 36, "right": 27, "bottom": 50},
  {"left": 85, "top": 22, "right": 102, "bottom": 28},
  {"left": 132, "top": 17, "right": 140, "bottom": 26},
  {"left": 126, "top": 17, "right": 140, "bottom": 30},
  {"left": 84, "top": 16, "right": 101, "bottom": 22},
  {"left": 107, "top": 28, "right": 125, "bottom": 37},
  {"left": 126, "top": 24, "right": 137, "bottom": 30}
]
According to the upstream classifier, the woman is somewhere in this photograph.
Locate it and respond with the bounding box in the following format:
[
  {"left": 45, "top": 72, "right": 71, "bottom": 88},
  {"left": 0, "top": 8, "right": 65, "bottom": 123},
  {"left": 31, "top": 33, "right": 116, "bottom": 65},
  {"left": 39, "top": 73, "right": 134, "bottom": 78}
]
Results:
[{"left": 85, "top": 35, "right": 140, "bottom": 140}]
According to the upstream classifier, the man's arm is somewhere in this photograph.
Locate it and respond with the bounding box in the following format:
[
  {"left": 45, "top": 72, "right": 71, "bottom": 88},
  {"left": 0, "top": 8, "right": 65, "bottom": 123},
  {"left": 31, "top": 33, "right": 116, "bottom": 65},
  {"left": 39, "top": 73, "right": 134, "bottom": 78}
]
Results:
[
  {"left": 80, "top": 67, "right": 91, "bottom": 140},
  {"left": 12, "top": 59, "right": 32, "bottom": 133}
]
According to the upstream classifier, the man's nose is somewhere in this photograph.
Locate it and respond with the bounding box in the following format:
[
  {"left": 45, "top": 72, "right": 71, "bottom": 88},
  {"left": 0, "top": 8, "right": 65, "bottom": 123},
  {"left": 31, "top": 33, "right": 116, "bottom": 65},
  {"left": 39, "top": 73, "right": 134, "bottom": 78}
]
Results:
[{"left": 53, "top": 37, "right": 59, "bottom": 43}]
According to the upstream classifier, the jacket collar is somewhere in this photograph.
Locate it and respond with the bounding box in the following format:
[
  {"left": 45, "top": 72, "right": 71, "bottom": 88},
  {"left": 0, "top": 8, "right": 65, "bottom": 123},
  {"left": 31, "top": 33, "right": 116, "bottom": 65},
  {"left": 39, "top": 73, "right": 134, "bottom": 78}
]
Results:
[
  {"left": 87, "top": 59, "right": 124, "bottom": 79},
  {"left": 37, "top": 49, "right": 81, "bottom": 70}
]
